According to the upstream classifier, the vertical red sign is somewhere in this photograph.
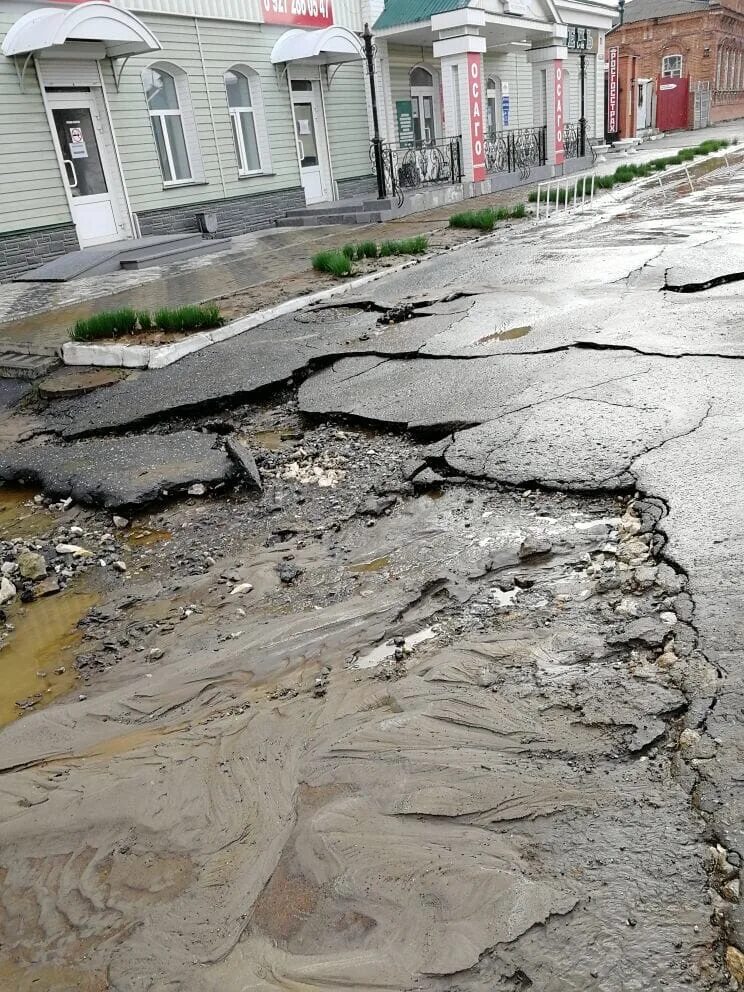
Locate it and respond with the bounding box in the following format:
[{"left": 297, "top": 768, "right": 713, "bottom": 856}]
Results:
[
  {"left": 467, "top": 53, "right": 485, "bottom": 182},
  {"left": 607, "top": 46, "right": 619, "bottom": 133},
  {"left": 554, "top": 60, "right": 564, "bottom": 166}
]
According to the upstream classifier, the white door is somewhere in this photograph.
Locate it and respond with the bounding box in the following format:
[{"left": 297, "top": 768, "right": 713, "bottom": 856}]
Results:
[
  {"left": 291, "top": 80, "right": 331, "bottom": 205},
  {"left": 47, "top": 93, "right": 123, "bottom": 248},
  {"left": 637, "top": 80, "right": 653, "bottom": 132}
]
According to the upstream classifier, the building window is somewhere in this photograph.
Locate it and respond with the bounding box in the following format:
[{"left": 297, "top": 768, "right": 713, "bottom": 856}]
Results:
[
  {"left": 486, "top": 75, "right": 502, "bottom": 134},
  {"left": 225, "top": 68, "right": 263, "bottom": 175},
  {"left": 662, "top": 54, "right": 683, "bottom": 78},
  {"left": 410, "top": 66, "right": 436, "bottom": 144},
  {"left": 143, "top": 65, "right": 193, "bottom": 184}
]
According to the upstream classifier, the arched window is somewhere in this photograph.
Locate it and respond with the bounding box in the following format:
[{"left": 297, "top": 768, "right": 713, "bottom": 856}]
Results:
[
  {"left": 225, "top": 68, "right": 263, "bottom": 175},
  {"left": 143, "top": 65, "right": 193, "bottom": 183},
  {"left": 409, "top": 66, "right": 436, "bottom": 144},
  {"left": 486, "top": 75, "right": 502, "bottom": 133},
  {"left": 662, "top": 54, "right": 683, "bottom": 78}
]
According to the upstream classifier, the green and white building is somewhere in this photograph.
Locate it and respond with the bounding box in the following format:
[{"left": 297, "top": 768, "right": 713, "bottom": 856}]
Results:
[{"left": 0, "top": 0, "right": 616, "bottom": 280}]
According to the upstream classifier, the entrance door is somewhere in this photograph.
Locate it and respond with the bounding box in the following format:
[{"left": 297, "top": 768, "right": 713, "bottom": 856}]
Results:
[
  {"left": 656, "top": 76, "right": 690, "bottom": 132},
  {"left": 291, "top": 80, "right": 331, "bottom": 205},
  {"left": 636, "top": 79, "right": 653, "bottom": 132},
  {"left": 47, "top": 94, "right": 122, "bottom": 247}
]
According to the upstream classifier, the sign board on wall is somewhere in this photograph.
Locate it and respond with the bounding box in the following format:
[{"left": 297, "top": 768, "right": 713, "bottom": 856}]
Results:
[
  {"left": 554, "top": 60, "right": 564, "bottom": 166},
  {"left": 607, "top": 46, "right": 619, "bottom": 133},
  {"left": 396, "top": 100, "right": 415, "bottom": 145},
  {"left": 262, "top": 0, "right": 333, "bottom": 28},
  {"left": 467, "top": 53, "right": 485, "bottom": 182},
  {"left": 566, "top": 26, "right": 599, "bottom": 52}
]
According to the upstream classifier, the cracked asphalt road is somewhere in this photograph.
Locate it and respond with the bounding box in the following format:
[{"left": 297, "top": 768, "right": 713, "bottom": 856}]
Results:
[{"left": 2, "top": 158, "right": 744, "bottom": 991}]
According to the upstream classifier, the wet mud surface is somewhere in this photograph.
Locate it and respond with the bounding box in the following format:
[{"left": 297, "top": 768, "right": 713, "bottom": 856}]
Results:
[{"left": 1, "top": 158, "right": 744, "bottom": 990}]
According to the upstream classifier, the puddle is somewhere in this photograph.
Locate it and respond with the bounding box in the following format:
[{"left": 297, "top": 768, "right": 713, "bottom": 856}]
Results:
[
  {"left": 126, "top": 527, "right": 173, "bottom": 548},
  {"left": 250, "top": 429, "right": 288, "bottom": 451},
  {"left": 353, "top": 627, "right": 436, "bottom": 669},
  {"left": 0, "top": 486, "right": 53, "bottom": 540},
  {"left": 348, "top": 555, "right": 390, "bottom": 573},
  {"left": 0, "top": 588, "right": 98, "bottom": 727},
  {"left": 475, "top": 325, "right": 532, "bottom": 344},
  {"left": 425, "top": 488, "right": 445, "bottom": 500}
]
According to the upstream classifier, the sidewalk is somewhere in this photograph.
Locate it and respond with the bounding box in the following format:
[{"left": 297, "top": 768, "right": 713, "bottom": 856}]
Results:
[{"left": 0, "top": 117, "right": 740, "bottom": 354}]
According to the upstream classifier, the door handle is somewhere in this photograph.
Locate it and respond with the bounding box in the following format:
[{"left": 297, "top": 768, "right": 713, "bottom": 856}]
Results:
[
  {"left": 63, "top": 158, "right": 78, "bottom": 189},
  {"left": 297, "top": 138, "right": 305, "bottom": 161}
]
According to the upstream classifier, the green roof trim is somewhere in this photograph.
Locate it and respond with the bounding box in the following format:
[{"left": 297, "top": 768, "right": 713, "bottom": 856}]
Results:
[{"left": 373, "top": 0, "right": 471, "bottom": 31}]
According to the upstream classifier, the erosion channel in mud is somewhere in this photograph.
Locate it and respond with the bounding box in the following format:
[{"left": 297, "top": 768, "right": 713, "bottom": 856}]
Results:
[{"left": 0, "top": 413, "right": 724, "bottom": 991}]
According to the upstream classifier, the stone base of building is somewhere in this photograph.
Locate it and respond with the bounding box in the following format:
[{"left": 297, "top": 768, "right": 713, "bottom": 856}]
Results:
[
  {"left": 0, "top": 223, "right": 80, "bottom": 283},
  {"left": 135, "top": 186, "right": 307, "bottom": 240},
  {"left": 335, "top": 174, "right": 379, "bottom": 200}
]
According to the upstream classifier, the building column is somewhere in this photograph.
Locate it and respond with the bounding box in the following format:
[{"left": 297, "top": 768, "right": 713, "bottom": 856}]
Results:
[
  {"left": 433, "top": 15, "right": 487, "bottom": 182},
  {"left": 527, "top": 42, "right": 568, "bottom": 167}
]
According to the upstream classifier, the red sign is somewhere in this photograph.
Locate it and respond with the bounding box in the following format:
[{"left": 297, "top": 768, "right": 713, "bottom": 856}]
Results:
[
  {"left": 467, "top": 53, "right": 485, "bottom": 182},
  {"left": 554, "top": 60, "right": 564, "bottom": 166},
  {"left": 262, "top": 0, "right": 333, "bottom": 27},
  {"left": 607, "top": 46, "right": 619, "bottom": 133}
]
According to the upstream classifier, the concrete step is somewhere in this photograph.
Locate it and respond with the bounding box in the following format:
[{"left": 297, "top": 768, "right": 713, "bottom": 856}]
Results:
[
  {"left": 283, "top": 200, "right": 366, "bottom": 217},
  {"left": 119, "top": 236, "right": 232, "bottom": 271},
  {"left": 0, "top": 350, "right": 59, "bottom": 380},
  {"left": 17, "top": 234, "right": 201, "bottom": 282},
  {"left": 279, "top": 212, "right": 384, "bottom": 227}
]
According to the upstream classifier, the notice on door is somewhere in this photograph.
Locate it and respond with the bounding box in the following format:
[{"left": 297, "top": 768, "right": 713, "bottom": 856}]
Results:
[
  {"left": 396, "top": 100, "right": 415, "bottom": 145},
  {"left": 68, "top": 125, "right": 88, "bottom": 159},
  {"left": 262, "top": 0, "right": 333, "bottom": 27}
]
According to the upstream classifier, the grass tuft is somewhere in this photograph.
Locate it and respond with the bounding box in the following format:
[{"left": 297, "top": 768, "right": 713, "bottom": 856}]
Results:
[
  {"left": 312, "top": 249, "right": 353, "bottom": 276},
  {"left": 341, "top": 244, "right": 356, "bottom": 260},
  {"left": 71, "top": 308, "right": 137, "bottom": 342},
  {"left": 356, "top": 240, "right": 379, "bottom": 259}
]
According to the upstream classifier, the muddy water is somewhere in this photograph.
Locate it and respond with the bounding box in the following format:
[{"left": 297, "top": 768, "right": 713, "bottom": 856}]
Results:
[
  {"left": 477, "top": 325, "right": 532, "bottom": 344},
  {"left": 0, "top": 486, "right": 54, "bottom": 540},
  {"left": 126, "top": 526, "right": 173, "bottom": 548},
  {"left": 347, "top": 555, "right": 390, "bottom": 572},
  {"left": 0, "top": 589, "right": 97, "bottom": 727}
]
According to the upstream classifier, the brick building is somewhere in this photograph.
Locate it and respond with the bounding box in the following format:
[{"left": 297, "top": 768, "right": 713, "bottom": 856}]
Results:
[{"left": 606, "top": 0, "right": 744, "bottom": 138}]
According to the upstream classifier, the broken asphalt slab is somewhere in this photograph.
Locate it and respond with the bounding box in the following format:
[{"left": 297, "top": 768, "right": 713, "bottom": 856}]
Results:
[{"left": 0, "top": 430, "right": 261, "bottom": 508}]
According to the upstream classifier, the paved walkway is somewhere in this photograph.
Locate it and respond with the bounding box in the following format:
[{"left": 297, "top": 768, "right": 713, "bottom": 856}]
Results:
[{"left": 0, "top": 118, "right": 740, "bottom": 353}]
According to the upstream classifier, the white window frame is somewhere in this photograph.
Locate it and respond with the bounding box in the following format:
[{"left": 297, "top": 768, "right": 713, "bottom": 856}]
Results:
[
  {"left": 142, "top": 61, "right": 203, "bottom": 188},
  {"left": 225, "top": 64, "right": 272, "bottom": 179},
  {"left": 486, "top": 75, "right": 502, "bottom": 134},
  {"left": 662, "top": 54, "right": 683, "bottom": 78}
]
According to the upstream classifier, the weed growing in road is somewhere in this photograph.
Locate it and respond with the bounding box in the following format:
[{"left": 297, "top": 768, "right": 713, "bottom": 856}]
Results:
[
  {"left": 449, "top": 205, "right": 527, "bottom": 231},
  {"left": 312, "top": 250, "right": 354, "bottom": 276}
]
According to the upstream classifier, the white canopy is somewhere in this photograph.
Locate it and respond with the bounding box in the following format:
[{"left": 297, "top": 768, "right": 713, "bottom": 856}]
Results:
[
  {"left": 270, "top": 26, "right": 364, "bottom": 66},
  {"left": 2, "top": 2, "right": 161, "bottom": 59}
]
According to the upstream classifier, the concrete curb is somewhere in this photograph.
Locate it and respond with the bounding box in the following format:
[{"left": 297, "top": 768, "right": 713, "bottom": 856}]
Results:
[{"left": 61, "top": 256, "right": 423, "bottom": 370}]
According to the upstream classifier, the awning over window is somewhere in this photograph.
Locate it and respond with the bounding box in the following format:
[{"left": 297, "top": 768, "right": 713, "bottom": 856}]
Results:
[
  {"left": 270, "top": 26, "right": 364, "bottom": 65},
  {"left": 1, "top": 1, "right": 161, "bottom": 59}
]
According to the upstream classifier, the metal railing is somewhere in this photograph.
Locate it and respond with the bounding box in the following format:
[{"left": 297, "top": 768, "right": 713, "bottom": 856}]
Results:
[
  {"left": 485, "top": 125, "right": 547, "bottom": 180},
  {"left": 535, "top": 174, "right": 596, "bottom": 220},
  {"left": 563, "top": 119, "right": 597, "bottom": 161},
  {"left": 371, "top": 137, "right": 463, "bottom": 205}
]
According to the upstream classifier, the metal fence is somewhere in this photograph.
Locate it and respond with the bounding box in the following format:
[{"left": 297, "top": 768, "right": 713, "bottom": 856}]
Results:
[
  {"left": 563, "top": 120, "right": 590, "bottom": 160},
  {"left": 484, "top": 125, "right": 547, "bottom": 180},
  {"left": 372, "top": 138, "right": 463, "bottom": 205}
]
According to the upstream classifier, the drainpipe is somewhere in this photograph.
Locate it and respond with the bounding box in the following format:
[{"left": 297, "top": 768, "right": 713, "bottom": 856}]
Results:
[
  {"left": 618, "top": 0, "right": 625, "bottom": 25},
  {"left": 363, "top": 22, "right": 387, "bottom": 200}
]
